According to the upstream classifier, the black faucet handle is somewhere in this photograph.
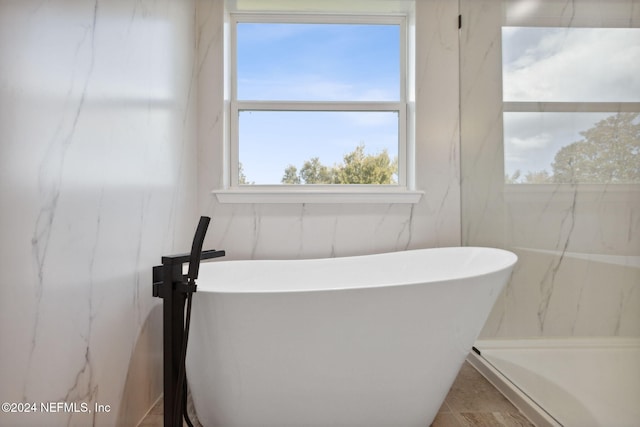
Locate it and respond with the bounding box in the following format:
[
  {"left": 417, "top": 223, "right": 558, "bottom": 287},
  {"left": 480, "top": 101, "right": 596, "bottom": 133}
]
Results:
[{"left": 187, "top": 216, "right": 211, "bottom": 282}]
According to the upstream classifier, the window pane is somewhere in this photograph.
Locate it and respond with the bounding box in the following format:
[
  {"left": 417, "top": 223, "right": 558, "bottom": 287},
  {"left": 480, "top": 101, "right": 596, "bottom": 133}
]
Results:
[
  {"left": 237, "top": 23, "right": 400, "bottom": 101},
  {"left": 502, "top": 27, "right": 640, "bottom": 102},
  {"left": 504, "top": 112, "right": 640, "bottom": 184},
  {"left": 238, "top": 111, "right": 399, "bottom": 185}
]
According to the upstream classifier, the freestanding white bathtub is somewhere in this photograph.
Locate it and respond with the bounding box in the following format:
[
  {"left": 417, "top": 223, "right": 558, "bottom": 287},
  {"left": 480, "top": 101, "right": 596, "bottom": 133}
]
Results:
[{"left": 185, "top": 247, "right": 517, "bottom": 427}]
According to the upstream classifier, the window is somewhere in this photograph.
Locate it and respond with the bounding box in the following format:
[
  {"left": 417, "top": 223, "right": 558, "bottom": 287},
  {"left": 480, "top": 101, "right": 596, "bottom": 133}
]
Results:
[
  {"left": 221, "top": 11, "right": 418, "bottom": 203},
  {"left": 502, "top": 27, "right": 640, "bottom": 185}
]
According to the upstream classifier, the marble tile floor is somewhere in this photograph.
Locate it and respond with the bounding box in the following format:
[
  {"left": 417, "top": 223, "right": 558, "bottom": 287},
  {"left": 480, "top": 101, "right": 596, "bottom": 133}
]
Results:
[{"left": 139, "top": 362, "right": 534, "bottom": 427}]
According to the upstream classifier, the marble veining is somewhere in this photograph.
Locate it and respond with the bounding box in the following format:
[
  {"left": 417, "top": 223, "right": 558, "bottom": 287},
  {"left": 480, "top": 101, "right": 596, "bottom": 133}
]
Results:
[
  {"left": 461, "top": 0, "right": 640, "bottom": 339},
  {"left": 1, "top": 1, "right": 198, "bottom": 425},
  {"left": 26, "top": 2, "right": 100, "bottom": 408},
  {"left": 537, "top": 186, "right": 578, "bottom": 333}
]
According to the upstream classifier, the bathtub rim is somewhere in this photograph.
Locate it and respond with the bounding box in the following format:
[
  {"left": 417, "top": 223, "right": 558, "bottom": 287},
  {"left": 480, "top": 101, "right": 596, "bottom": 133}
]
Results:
[{"left": 194, "top": 246, "right": 518, "bottom": 294}]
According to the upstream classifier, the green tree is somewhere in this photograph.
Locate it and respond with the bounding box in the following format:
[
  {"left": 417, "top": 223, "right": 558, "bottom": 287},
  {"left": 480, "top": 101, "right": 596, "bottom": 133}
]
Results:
[
  {"left": 282, "top": 165, "right": 301, "bottom": 184},
  {"left": 300, "top": 157, "right": 333, "bottom": 184},
  {"left": 281, "top": 144, "right": 398, "bottom": 185},
  {"left": 551, "top": 112, "right": 640, "bottom": 184},
  {"left": 524, "top": 169, "right": 552, "bottom": 184},
  {"left": 238, "top": 162, "right": 253, "bottom": 185},
  {"left": 333, "top": 144, "right": 397, "bottom": 184}
]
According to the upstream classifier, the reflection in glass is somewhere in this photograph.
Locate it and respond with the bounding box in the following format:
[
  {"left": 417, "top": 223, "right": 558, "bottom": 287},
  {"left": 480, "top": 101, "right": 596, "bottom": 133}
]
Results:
[
  {"left": 504, "top": 112, "right": 640, "bottom": 184},
  {"left": 503, "top": 27, "right": 640, "bottom": 103}
]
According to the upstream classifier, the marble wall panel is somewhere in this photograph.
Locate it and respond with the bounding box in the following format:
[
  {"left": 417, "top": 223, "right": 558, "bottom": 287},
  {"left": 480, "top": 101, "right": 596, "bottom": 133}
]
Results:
[
  {"left": 0, "top": 1, "right": 198, "bottom": 425},
  {"left": 459, "top": 0, "right": 640, "bottom": 339}
]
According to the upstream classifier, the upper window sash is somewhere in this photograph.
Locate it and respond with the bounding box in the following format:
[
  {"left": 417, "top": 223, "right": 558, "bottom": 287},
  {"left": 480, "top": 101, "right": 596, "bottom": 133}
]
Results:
[{"left": 230, "top": 13, "right": 408, "bottom": 104}]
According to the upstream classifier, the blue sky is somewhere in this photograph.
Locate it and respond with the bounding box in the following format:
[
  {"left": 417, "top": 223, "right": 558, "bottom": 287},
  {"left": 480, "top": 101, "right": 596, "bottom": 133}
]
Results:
[
  {"left": 236, "top": 22, "right": 400, "bottom": 184},
  {"left": 237, "top": 23, "right": 400, "bottom": 101}
]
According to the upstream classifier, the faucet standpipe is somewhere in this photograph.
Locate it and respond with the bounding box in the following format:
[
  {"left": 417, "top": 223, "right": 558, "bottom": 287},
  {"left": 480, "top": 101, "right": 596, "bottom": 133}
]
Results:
[{"left": 152, "top": 216, "right": 225, "bottom": 427}]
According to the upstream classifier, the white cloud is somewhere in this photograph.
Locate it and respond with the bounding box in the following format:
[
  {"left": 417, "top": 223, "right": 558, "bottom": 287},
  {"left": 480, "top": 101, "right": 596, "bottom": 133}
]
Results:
[
  {"left": 508, "top": 133, "right": 552, "bottom": 150},
  {"left": 503, "top": 28, "right": 640, "bottom": 102},
  {"left": 239, "top": 74, "right": 397, "bottom": 102}
]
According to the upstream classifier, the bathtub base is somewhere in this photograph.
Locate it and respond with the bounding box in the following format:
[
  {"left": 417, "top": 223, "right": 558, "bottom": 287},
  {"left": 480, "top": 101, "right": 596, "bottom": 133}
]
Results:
[{"left": 187, "top": 287, "right": 470, "bottom": 427}]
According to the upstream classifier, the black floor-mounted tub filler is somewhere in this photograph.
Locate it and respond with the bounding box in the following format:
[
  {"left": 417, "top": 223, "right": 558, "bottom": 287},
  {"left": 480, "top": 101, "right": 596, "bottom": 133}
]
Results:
[{"left": 152, "top": 216, "right": 225, "bottom": 427}]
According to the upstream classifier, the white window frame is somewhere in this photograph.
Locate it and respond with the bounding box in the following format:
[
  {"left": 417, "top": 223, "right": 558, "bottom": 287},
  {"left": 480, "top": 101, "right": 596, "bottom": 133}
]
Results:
[{"left": 216, "top": 11, "right": 421, "bottom": 204}]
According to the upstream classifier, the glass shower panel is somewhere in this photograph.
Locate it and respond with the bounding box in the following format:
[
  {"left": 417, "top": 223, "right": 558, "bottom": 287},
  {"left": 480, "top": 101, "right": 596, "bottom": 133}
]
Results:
[
  {"left": 504, "top": 112, "right": 640, "bottom": 184},
  {"left": 460, "top": 0, "right": 640, "bottom": 425}
]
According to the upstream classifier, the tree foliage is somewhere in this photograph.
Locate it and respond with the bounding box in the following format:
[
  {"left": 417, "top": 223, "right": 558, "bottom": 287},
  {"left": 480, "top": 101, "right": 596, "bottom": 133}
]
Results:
[
  {"left": 333, "top": 144, "right": 398, "bottom": 184},
  {"left": 551, "top": 112, "right": 639, "bottom": 184},
  {"left": 282, "top": 144, "right": 398, "bottom": 185},
  {"left": 300, "top": 157, "right": 333, "bottom": 184},
  {"left": 508, "top": 112, "right": 639, "bottom": 184},
  {"left": 282, "top": 165, "right": 301, "bottom": 184},
  {"left": 238, "top": 162, "right": 254, "bottom": 185}
]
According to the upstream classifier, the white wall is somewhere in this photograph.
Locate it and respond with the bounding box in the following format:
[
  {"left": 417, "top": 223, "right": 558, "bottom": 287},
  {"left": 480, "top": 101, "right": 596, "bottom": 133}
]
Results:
[
  {"left": 197, "top": 0, "right": 463, "bottom": 260},
  {"left": 0, "top": 1, "right": 198, "bottom": 425}
]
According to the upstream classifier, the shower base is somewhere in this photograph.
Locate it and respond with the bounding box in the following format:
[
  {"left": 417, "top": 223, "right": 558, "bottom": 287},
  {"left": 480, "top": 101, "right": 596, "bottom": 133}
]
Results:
[{"left": 468, "top": 337, "right": 640, "bottom": 427}]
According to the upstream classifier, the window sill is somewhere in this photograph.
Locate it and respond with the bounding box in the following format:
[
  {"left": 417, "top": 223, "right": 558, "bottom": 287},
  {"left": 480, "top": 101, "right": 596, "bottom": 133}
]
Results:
[{"left": 213, "top": 187, "right": 423, "bottom": 204}]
